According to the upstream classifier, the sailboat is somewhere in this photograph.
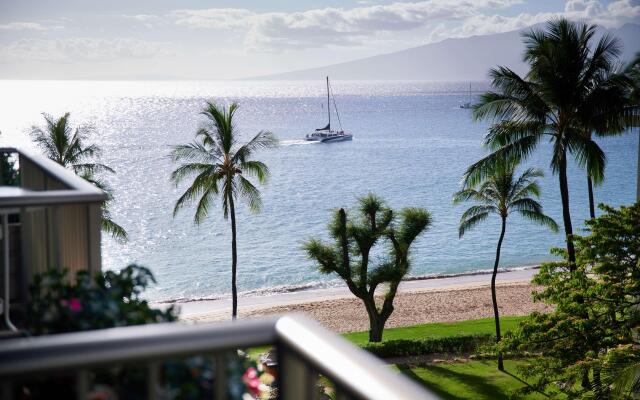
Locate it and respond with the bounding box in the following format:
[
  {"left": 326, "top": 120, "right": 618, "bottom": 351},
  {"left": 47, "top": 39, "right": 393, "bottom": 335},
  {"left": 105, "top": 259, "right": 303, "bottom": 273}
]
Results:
[
  {"left": 305, "top": 77, "right": 353, "bottom": 143},
  {"left": 459, "top": 83, "right": 473, "bottom": 109}
]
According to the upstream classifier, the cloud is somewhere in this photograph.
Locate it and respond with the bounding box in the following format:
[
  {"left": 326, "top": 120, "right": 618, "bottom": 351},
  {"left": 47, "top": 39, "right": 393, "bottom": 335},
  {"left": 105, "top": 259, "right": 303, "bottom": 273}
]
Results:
[
  {"left": 168, "top": 1, "right": 520, "bottom": 50},
  {"left": 171, "top": 8, "right": 254, "bottom": 29},
  {"left": 0, "top": 22, "right": 49, "bottom": 31},
  {"left": 166, "top": 0, "right": 638, "bottom": 52},
  {"left": 0, "top": 38, "right": 173, "bottom": 63},
  {"left": 428, "top": 0, "right": 640, "bottom": 42},
  {"left": 121, "top": 14, "right": 166, "bottom": 29}
]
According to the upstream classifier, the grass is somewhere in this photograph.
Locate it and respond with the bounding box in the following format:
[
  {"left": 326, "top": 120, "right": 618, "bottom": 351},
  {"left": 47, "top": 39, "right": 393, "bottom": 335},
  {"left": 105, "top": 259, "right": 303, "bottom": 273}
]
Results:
[
  {"left": 248, "top": 317, "right": 526, "bottom": 359},
  {"left": 343, "top": 316, "right": 526, "bottom": 346},
  {"left": 396, "top": 360, "right": 551, "bottom": 400}
]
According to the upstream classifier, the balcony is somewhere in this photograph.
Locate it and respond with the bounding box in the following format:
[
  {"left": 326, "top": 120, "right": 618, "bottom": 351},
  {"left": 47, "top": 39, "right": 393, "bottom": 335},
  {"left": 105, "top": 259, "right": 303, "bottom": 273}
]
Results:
[
  {"left": 0, "top": 314, "right": 436, "bottom": 399},
  {"left": 1, "top": 147, "right": 106, "bottom": 332},
  {"left": 0, "top": 149, "right": 438, "bottom": 399}
]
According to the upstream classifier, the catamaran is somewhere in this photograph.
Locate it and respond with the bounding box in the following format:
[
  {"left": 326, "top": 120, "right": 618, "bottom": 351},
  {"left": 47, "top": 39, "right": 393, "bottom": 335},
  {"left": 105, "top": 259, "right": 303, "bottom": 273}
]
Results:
[{"left": 305, "top": 77, "right": 353, "bottom": 143}]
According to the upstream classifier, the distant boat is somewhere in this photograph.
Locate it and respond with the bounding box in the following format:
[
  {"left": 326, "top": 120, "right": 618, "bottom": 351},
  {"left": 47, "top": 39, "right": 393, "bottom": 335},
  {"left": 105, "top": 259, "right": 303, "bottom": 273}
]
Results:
[
  {"left": 459, "top": 83, "right": 473, "bottom": 109},
  {"left": 305, "top": 77, "right": 353, "bottom": 143}
]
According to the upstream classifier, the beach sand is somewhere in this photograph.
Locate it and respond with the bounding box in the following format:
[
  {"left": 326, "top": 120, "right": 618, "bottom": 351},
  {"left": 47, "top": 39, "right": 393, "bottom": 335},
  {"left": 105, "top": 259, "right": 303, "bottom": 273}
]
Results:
[{"left": 183, "top": 280, "right": 552, "bottom": 333}]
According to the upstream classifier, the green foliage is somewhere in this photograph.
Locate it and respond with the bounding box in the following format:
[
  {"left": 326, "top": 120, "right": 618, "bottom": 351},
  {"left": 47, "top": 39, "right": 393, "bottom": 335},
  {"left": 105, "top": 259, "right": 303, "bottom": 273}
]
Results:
[
  {"left": 454, "top": 165, "right": 557, "bottom": 238},
  {"left": 30, "top": 112, "right": 128, "bottom": 241},
  {"left": 469, "top": 18, "right": 633, "bottom": 264},
  {"left": 27, "top": 264, "right": 177, "bottom": 335},
  {"left": 362, "top": 334, "right": 493, "bottom": 358},
  {"left": 0, "top": 153, "right": 19, "bottom": 186},
  {"left": 502, "top": 203, "right": 640, "bottom": 399},
  {"left": 304, "top": 193, "right": 431, "bottom": 342},
  {"left": 170, "top": 101, "right": 278, "bottom": 223}
]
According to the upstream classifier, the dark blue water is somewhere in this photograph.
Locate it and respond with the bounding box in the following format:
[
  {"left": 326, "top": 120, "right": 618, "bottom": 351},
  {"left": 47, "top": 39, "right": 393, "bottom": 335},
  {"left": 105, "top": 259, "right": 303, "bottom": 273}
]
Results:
[{"left": 0, "top": 80, "right": 636, "bottom": 301}]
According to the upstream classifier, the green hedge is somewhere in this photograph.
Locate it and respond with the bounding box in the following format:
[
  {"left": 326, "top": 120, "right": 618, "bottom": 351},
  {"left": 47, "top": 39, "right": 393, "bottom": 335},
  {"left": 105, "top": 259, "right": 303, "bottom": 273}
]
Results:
[{"left": 360, "top": 334, "right": 494, "bottom": 358}]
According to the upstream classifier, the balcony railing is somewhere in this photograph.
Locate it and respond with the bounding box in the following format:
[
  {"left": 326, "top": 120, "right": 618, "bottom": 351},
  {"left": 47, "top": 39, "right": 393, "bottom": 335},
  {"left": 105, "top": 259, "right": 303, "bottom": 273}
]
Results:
[{"left": 0, "top": 314, "right": 438, "bottom": 399}]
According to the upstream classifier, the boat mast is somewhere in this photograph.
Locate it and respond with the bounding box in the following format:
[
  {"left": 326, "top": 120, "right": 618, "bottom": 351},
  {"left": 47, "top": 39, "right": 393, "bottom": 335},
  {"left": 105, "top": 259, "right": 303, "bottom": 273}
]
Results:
[{"left": 326, "top": 76, "right": 331, "bottom": 130}]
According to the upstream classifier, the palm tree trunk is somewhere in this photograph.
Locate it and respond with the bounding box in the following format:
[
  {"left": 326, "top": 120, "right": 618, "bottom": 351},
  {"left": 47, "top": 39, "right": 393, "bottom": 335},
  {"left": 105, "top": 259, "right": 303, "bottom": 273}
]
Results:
[
  {"left": 587, "top": 176, "right": 596, "bottom": 219},
  {"left": 558, "top": 150, "right": 577, "bottom": 268},
  {"left": 637, "top": 128, "right": 640, "bottom": 203},
  {"left": 493, "top": 217, "right": 506, "bottom": 371},
  {"left": 229, "top": 194, "right": 238, "bottom": 320}
]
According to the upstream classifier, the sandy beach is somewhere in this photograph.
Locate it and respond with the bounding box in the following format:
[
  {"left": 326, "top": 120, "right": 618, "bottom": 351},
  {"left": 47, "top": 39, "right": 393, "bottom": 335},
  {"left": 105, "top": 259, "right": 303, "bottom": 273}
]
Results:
[{"left": 179, "top": 269, "right": 552, "bottom": 333}]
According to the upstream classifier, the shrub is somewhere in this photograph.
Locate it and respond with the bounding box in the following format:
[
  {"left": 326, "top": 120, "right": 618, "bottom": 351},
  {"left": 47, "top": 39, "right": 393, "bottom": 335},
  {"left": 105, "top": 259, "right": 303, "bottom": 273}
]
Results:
[
  {"left": 23, "top": 265, "right": 271, "bottom": 399},
  {"left": 361, "top": 334, "right": 493, "bottom": 358},
  {"left": 27, "top": 264, "right": 177, "bottom": 335}
]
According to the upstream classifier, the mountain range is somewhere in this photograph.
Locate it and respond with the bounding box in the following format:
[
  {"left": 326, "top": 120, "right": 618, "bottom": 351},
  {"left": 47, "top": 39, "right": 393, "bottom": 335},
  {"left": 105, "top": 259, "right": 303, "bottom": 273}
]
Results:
[{"left": 253, "top": 23, "right": 640, "bottom": 81}]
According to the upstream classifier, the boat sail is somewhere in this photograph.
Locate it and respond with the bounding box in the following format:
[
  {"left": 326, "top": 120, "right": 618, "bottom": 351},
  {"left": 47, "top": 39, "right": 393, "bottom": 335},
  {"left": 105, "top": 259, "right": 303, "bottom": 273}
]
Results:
[
  {"left": 305, "top": 77, "right": 353, "bottom": 143},
  {"left": 459, "top": 83, "right": 473, "bottom": 109}
]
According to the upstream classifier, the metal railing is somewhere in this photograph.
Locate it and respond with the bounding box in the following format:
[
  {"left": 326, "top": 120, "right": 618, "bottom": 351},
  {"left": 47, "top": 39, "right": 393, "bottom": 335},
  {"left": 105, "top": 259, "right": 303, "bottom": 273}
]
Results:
[
  {"left": 0, "top": 314, "right": 438, "bottom": 399},
  {"left": 0, "top": 147, "right": 107, "bottom": 208}
]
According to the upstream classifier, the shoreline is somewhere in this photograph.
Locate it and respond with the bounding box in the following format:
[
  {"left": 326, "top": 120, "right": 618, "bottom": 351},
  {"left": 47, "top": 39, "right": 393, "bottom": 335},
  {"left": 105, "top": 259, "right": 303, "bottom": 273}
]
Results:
[
  {"left": 175, "top": 268, "right": 542, "bottom": 326},
  {"left": 157, "top": 264, "right": 543, "bottom": 306}
]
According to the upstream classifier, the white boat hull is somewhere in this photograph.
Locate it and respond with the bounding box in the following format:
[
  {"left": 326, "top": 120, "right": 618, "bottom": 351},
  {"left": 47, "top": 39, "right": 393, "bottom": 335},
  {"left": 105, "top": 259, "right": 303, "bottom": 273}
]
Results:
[{"left": 305, "top": 132, "right": 353, "bottom": 143}]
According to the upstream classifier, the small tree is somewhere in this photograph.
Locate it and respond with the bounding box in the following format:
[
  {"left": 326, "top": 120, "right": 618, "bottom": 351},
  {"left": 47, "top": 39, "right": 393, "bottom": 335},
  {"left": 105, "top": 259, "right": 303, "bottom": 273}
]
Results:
[{"left": 304, "top": 194, "right": 431, "bottom": 342}]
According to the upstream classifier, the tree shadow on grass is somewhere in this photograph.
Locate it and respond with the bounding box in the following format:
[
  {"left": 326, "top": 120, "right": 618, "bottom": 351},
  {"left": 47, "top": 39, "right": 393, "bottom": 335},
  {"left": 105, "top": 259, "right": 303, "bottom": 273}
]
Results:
[{"left": 398, "top": 363, "right": 522, "bottom": 400}]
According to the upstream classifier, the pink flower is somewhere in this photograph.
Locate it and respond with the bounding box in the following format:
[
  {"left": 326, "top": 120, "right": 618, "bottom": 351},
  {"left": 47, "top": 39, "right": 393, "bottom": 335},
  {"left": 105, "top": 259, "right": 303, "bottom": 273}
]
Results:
[
  {"left": 242, "top": 367, "right": 261, "bottom": 397},
  {"left": 68, "top": 298, "right": 82, "bottom": 313}
]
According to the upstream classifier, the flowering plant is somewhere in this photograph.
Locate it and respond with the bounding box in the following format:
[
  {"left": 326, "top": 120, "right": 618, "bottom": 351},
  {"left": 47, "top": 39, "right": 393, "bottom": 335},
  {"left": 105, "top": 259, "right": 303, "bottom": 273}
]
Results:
[{"left": 27, "top": 264, "right": 177, "bottom": 335}]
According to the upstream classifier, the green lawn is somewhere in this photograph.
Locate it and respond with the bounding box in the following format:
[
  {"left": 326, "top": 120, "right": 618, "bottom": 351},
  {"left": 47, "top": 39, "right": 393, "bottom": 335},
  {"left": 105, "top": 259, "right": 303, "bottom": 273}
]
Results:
[
  {"left": 249, "top": 317, "right": 526, "bottom": 358},
  {"left": 343, "top": 316, "right": 526, "bottom": 346},
  {"left": 396, "top": 360, "right": 550, "bottom": 400}
]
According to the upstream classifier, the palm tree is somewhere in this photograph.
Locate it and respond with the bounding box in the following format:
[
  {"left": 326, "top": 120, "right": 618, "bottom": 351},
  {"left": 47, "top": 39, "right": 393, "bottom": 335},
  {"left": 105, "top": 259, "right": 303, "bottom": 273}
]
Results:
[
  {"left": 468, "top": 19, "right": 630, "bottom": 267},
  {"left": 578, "top": 66, "right": 631, "bottom": 219},
  {"left": 30, "top": 113, "right": 128, "bottom": 241},
  {"left": 170, "top": 101, "right": 277, "bottom": 319},
  {"left": 454, "top": 164, "right": 558, "bottom": 371},
  {"left": 625, "top": 53, "right": 640, "bottom": 201}
]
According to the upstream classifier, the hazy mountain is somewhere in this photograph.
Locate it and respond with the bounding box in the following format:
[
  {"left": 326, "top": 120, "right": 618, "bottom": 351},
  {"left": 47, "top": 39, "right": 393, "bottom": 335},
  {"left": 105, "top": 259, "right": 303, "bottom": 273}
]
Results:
[{"left": 253, "top": 23, "right": 640, "bottom": 81}]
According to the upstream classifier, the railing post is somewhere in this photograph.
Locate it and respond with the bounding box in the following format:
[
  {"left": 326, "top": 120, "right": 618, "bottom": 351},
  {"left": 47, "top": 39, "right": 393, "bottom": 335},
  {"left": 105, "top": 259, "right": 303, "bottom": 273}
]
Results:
[
  {"left": 214, "top": 353, "right": 227, "bottom": 400},
  {"left": 1, "top": 380, "right": 13, "bottom": 400},
  {"left": 147, "top": 361, "right": 160, "bottom": 400},
  {"left": 76, "top": 369, "right": 89, "bottom": 400},
  {"left": 278, "top": 343, "right": 312, "bottom": 400}
]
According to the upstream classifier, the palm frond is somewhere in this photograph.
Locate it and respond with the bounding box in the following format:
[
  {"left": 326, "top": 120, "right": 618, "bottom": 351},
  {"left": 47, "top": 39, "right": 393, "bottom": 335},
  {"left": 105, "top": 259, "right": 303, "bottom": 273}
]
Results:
[
  {"left": 101, "top": 213, "right": 129, "bottom": 242},
  {"left": 459, "top": 212, "right": 491, "bottom": 238},
  {"left": 567, "top": 134, "right": 606, "bottom": 184},
  {"left": 239, "top": 160, "right": 270, "bottom": 183},
  {"left": 517, "top": 210, "right": 559, "bottom": 232},
  {"left": 237, "top": 175, "right": 262, "bottom": 213},
  {"left": 463, "top": 135, "right": 539, "bottom": 187},
  {"left": 173, "top": 170, "right": 219, "bottom": 217},
  {"left": 233, "top": 130, "right": 278, "bottom": 164}
]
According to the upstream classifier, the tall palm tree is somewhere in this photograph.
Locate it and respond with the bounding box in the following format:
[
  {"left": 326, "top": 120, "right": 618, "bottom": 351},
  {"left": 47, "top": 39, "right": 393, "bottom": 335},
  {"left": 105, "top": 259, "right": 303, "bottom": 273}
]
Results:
[
  {"left": 454, "top": 165, "right": 558, "bottom": 371},
  {"left": 578, "top": 67, "right": 631, "bottom": 219},
  {"left": 170, "top": 101, "right": 277, "bottom": 319},
  {"left": 625, "top": 53, "right": 640, "bottom": 201},
  {"left": 30, "top": 112, "right": 128, "bottom": 241},
  {"left": 468, "top": 19, "right": 630, "bottom": 267}
]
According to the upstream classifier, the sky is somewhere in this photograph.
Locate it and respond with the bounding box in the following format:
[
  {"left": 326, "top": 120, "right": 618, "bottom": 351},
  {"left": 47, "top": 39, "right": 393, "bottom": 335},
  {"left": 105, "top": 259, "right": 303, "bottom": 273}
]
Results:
[{"left": 0, "top": 0, "right": 638, "bottom": 79}]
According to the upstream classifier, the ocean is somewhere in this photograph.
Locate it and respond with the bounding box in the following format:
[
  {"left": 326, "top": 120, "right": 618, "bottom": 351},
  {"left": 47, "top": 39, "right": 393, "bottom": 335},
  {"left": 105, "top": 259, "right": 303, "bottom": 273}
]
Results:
[{"left": 0, "top": 80, "right": 636, "bottom": 302}]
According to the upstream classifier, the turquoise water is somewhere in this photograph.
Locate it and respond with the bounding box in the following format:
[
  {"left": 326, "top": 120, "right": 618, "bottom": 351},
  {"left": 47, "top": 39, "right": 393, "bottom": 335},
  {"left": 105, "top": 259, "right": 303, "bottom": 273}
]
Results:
[{"left": 0, "top": 80, "right": 636, "bottom": 302}]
